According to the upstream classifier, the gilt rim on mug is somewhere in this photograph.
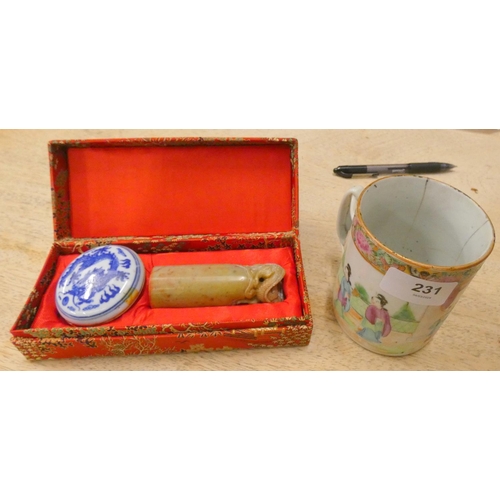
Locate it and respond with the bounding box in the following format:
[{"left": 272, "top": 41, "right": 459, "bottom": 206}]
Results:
[{"left": 354, "top": 175, "right": 496, "bottom": 273}]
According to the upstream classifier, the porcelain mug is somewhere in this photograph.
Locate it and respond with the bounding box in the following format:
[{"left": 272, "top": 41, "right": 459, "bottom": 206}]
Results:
[{"left": 333, "top": 175, "right": 495, "bottom": 356}]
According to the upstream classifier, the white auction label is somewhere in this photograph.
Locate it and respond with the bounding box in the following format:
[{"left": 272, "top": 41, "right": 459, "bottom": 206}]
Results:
[{"left": 379, "top": 267, "right": 458, "bottom": 306}]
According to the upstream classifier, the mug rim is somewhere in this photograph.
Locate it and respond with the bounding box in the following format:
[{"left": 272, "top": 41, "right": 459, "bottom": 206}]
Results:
[{"left": 355, "top": 175, "right": 496, "bottom": 272}]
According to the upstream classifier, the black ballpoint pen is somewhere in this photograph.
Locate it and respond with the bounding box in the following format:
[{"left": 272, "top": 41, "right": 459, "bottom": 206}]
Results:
[{"left": 334, "top": 162, "right": 456, "bottom": 178}]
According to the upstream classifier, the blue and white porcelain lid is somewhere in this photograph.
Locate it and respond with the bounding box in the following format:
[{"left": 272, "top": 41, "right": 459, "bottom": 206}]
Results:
[{"left": 55, "top": 245, "right": 145, "bottom": 326}]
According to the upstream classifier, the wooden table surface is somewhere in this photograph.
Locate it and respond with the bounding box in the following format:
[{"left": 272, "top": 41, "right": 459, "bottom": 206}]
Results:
[{"left": 1, "top": 129, "right": 499, "bottom": 371}]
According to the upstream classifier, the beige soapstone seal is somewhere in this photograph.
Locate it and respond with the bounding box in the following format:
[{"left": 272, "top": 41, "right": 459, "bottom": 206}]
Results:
[{"left": 149, "top": 263, "right": 286, "bottom": 308}]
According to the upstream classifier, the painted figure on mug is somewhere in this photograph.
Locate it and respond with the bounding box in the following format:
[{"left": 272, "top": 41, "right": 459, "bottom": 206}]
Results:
[
  {"left": 357, "top": 293, "right": 392, "bottom": 343},
  {"left": 337, "top": 263, "right": 352, "bottom": 312}
]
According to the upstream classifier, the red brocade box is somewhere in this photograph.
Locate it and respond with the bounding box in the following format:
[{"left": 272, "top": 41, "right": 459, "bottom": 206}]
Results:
[{"left": 10, "top": 137, "right": 313, "bottom": 360}]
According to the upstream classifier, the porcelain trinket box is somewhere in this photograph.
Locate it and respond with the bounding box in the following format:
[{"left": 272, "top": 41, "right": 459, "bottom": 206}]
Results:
[{"left": 55, "top": 245, "right": 145, "bottom": 326}]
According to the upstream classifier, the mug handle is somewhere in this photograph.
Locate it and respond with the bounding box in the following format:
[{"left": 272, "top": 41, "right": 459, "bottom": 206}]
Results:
[{"left": 337, "top": 185, "right": 363, "bottom": 246}]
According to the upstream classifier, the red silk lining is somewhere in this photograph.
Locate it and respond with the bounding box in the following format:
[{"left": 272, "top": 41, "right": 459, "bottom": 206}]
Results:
[{"left": 67, "top": 145, "right": 293, "bottom": 238}]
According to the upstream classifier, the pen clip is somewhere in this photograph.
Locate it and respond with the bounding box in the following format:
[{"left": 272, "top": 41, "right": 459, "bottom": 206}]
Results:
[
  {"left": 334, "top": 167, "right": 379, "bottom": 179},
  {"left": 334, "top": 169, "right": 353, "bottom": 178}
]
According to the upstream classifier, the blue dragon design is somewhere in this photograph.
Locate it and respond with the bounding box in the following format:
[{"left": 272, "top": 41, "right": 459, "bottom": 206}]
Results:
[{"left": 59, "top": 246, "right": 131, "bottom": 312}]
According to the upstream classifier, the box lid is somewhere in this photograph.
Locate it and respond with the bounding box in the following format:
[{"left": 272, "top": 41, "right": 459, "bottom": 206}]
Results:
[{"left": 49, "top": 137, "right": 298, "bottom": 241}]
